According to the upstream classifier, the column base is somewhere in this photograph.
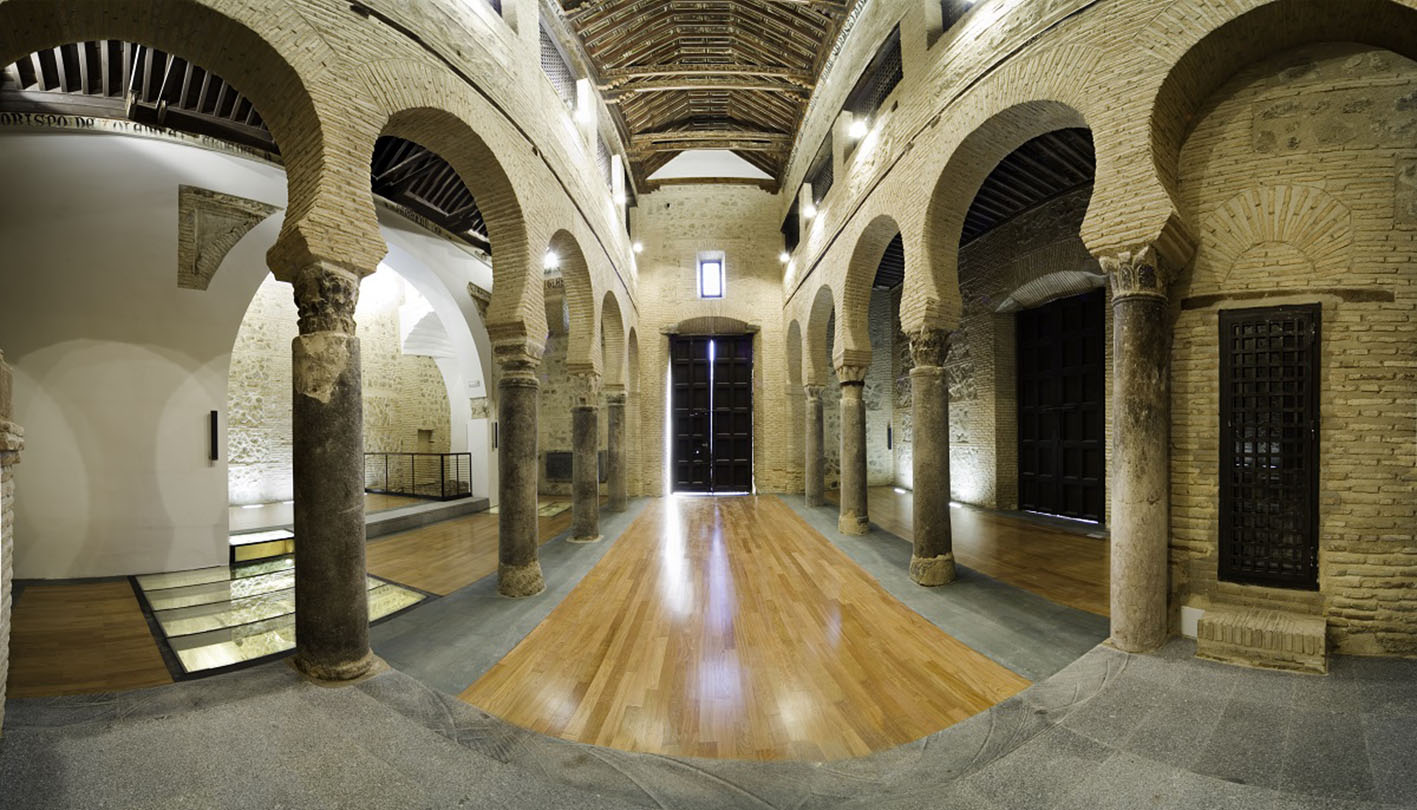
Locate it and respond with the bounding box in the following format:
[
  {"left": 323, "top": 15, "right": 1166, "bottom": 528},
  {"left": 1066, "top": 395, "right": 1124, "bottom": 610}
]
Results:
[
  {"left": 498, "top": 560, "right": 546, "bottom": 598},
  {"left": 838, "top": 512, "right": 869, "bottom": 535},
  {"left": 607, "top": 500, "right": 627, "bottom": 514},
  {"left": 568, "top": 534, "right": 603, "bottom": 544},
  {"left": 909, "top": 553, "right": 957, "bottom": 587},
  {"left": 805, "top": 493, "right": 824, "bottom": 507},
  {"left": 291, "top": 648, "right": 376, "bottom": 683}
]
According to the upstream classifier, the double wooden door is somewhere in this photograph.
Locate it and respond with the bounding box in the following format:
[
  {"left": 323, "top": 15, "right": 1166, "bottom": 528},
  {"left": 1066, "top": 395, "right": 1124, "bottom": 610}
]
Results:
[
  {"left": 1017, "top": 289, "right": 1107, "bottom": 523},
  {"left": 670, "top": 335, "right": 754, "bottom": 493}
]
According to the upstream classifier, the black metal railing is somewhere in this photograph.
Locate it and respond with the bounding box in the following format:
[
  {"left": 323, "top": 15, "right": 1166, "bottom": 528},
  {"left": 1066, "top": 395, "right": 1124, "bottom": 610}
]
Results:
[{"left": 364, "top": 453, "right": 473, "bottom": 501}]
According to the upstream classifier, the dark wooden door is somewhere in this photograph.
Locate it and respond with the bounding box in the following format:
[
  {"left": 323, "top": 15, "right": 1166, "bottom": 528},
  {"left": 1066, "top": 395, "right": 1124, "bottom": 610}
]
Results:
[
  {"left": 670, "top": 336, "right": 713, "bottom": 492},
  {"left": 1017, "top": 289, "right": 1106, "bottom": 522},
  {"left": 712, "top": 335, "right": 755, "bottom": 492},
  {"left": 1219, "top": 305, "right": 1320, "bottom": 590},
  {"left": 669, "top": 335, "right": 754, "bottom": 493}
]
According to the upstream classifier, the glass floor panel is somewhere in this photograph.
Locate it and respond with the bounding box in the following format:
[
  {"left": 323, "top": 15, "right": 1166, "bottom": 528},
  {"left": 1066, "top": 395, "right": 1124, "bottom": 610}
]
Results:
[
  {"left": 143, "top": 569, "right": 297, "bottom": 611},
  {"left": 154, "top": 578, "right": 384, "bottom": 638},
  {"left": 166, "top": 583, "right": 424, "bottom": 673}
]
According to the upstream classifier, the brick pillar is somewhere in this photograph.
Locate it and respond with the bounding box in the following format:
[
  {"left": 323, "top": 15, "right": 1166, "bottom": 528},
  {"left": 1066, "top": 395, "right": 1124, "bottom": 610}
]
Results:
[
  {"left": 605, "top": 387, "right": 627, "bottom": 513},
  {"left": 804, "top": 384, "right": 825, "bottom": 506},
  {"left": 287, "top": 262, "right": 374, "bottom": 681},
  {"left": 837, "top": 364, "right": 869, "bottom": 535},
  {"left": 569, "top": 372, "right": 602, "bottom": 543},
  {"left": 496, "top": 343, "right": 547, "bottom": 597},
  {"left": 909, "top": 328, "right": 956, "bottom": 586},
  {"left": 1102, "top": 249, "right": 1172, "bottom": 653},
  {"left": 0, "top": 351, "right": 24, "bottom": 734}
]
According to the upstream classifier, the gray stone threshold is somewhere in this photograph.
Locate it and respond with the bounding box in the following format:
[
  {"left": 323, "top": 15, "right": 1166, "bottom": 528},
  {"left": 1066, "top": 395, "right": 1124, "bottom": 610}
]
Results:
[
  {"left": 778, "top": 494, "right": 1109, "bottom": 683},
  {"left": 369, "top": 497, "right": 651, "bottom": 696}
]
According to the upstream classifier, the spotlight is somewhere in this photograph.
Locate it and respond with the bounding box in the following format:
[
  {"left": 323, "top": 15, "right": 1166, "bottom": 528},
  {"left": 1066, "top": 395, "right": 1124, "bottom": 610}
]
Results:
[
  {"left": 893, "top": 487, "right": 907, "bottom": 494},
  {"left": 848, "top": 117, "right": 869, "bottom": 140},
  {"left": 802, "top": 203, "right": 817, "bottom": 220},
  {"left": 632, "top": 241, "right": 644, "bottom": 254},
  {"left": 543, "top": 250, "right": 560, "bottom": 270},
  {"left": 779, "top": 251, "right": 790, "bottom": 264},
  {"left": 614, "top": 193, "right": 627, "bottom": 205}
]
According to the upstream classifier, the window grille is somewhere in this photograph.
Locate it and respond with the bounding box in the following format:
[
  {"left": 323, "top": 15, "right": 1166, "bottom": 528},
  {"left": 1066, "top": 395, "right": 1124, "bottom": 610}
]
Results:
[
  {"left": 843, "top": 26, "right": 902, "bottom": 119},
  {"left": 1218, "top": 305, "right": 1321, "bottom": 590},
  {"left": 804, "top": 134, "right": 833, "bottom": 206},
  {"left": 781, "top": 199, "right": 800, "bottom": 253},
  {"left": 539, "top": 25, "right": 576, "bottom": 109}
]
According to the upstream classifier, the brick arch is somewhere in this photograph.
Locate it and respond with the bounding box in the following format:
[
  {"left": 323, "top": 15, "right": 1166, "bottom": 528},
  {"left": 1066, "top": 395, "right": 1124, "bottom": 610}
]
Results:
[
  {"left": 547, "top": 229, "right": 600, "bottom": 377},
  {"left": 0, "top": 0, "right": 383, "bottom": 275},
  {"left": 837, "top": 214, "right": 902, "bottom": 375},
  {"left": 357, "top": 63, "right": 545, "bottom": 356},
  {"left": 785, "top": 319, "right": 804, "bottom": 390},
  {"left": 600, "top": 290, "right": 626, "bottom": 388},
  {"left": 805, "top": 284, "right": 836, "bottom": 387},
  {"left": 1141, "top": 0, "right": 1417, "bottom": 261},
  {"left": 920, "top": 101, "right": 1091, "bottom": 333}
]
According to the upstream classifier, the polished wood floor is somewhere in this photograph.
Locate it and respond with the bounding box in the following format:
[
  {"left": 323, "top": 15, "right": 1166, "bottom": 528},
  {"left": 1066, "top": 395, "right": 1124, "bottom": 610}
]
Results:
[
  {"left": 6, "top": 581, "right": 173, "bottom": 697},
  {"left": 461, "top": 495, "right": 1031, "bottom": 760},
  {"left": 831, "top": 487, "right": 1110, "bottom": 616},
  {"left": 366, "top": 499, "right": 580, "bottom": 595}
]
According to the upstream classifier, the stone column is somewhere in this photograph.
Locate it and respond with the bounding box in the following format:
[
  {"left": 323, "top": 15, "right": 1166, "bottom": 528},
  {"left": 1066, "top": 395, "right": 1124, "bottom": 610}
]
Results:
[
  {"left": 1103, "top": 249, "right": 1172, "bottom": 653},
  {"left": 909, "top": 328, "right": 956, "bottom": 586},
  {"left": 496, "top": 345, "right": 546, "bottom": 597},
  {"left": 837, "top": 366, "right": 869, "bottom": 535},
  {"left": 0, "top": 351, "right": 24, "bottom": 734},
  {"left": 288, "top": 263, "right": 373, "bottom": 681},
  {"left": 569, "top": 372, "right": 602, "bottom": 543},
  {"left": 804, "top": 384, "right": 825, "bottom": 506},
  {"left": 605, "top": 387, "right": 627, "bottom": 512}
]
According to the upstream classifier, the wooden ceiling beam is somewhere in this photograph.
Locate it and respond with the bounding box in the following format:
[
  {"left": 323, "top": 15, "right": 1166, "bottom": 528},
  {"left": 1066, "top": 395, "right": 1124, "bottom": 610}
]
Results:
[
  {"left": 600, "top": 64, "right": 814, "bottom": 89},
  {"left": 604, "top": 76, "right": 810, "bottom": 98}
]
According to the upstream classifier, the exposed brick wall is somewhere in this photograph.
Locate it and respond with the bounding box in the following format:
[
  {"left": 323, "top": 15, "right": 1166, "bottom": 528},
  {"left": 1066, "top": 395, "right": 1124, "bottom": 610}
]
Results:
[
  {"left": 1171, "top": 43, "right": 1417, "bottom": 656},
  {"left": 632, "top": 185, "right": 792, "bottom": 495},
  {"left": 228, "top": 272, "right": 451, "bottom": 505}
]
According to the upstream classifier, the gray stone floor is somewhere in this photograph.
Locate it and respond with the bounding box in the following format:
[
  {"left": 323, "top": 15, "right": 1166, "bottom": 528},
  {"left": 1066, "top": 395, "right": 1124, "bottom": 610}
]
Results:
[
  {"left": 2, "top": 496, "right": 1413, "bottom": 808},
  {"left": 3, "top": 640, "right": 1413, "bottom": 809}
]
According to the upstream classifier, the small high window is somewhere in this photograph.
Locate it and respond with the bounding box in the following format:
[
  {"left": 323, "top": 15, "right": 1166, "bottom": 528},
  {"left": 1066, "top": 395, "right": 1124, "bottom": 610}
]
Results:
[{"left": 699, "top": 256, "right": 724, "bottom": 299}]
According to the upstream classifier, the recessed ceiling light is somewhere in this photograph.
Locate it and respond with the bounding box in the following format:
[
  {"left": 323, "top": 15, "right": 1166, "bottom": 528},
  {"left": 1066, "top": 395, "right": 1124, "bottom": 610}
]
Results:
[
  {"left": 632, "top": 241, "right": 644, "bottom": 254},
  {"left": 779, "top": 251, "right": 790, "bottom": 263},
  {"left": 848, "top": 117, "right": 869, "bottom": 139}
]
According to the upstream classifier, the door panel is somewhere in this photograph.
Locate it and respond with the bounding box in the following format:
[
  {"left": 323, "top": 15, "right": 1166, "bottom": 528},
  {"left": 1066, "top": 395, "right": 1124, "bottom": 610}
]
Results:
[
  {"left": 1017, "top": 289, "right": 1106, "bottom": 522},
  {"left": 1218, "top": 305, "right": 1320, "bottom": 590},
  {"left": 669, "top": 334, "right": 754, "bottom": 493}
]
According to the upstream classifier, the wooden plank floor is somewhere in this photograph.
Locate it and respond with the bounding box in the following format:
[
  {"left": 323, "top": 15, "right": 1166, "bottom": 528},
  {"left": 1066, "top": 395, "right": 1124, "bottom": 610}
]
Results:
[
  {"left": 831, "top": 487, "right": 1109, "bottom": 616},
  {"left": 461, "top": 495, "right": 1030, "bottom": 761},
  {"left": 6, "top": 581, "right": 172, "bottom": 697},
  {"left": 366, "top": 499, "right": 579, "bottom": 595}
]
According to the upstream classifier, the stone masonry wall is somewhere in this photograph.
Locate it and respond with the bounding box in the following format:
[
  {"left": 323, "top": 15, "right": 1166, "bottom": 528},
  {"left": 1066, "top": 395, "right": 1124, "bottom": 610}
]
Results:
[
  {"left": 937, "top": 187, "right": 1112, "bottom": 516},
  {"left": 632, "top": 184, "right": 792, "bottom": 495},
  {"left": 228, "top": 272, "right": 451, "bottom": 505},
  {"left": 1171, "top": 43, "right": 1417, "bottom": 656},
  {"left": 0, "top": 350, "right": 21, "bottom": 734}
]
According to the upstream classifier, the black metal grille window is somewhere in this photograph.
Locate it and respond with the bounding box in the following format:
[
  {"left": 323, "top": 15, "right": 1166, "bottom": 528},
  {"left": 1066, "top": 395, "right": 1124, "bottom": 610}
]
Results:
[
  {"left": 539, "top": 25, "right": 576, "bottom": 110},
  {"left": 843, "top": 25, "right": 902, "bottom": 119},
  {"left": 597, "top": 135, "right": 612, "bottom": 189},
  {"left": 781, "top": 198, "right": 800, "bottom": 254},
  {"left": 1219, "top": 305, "right": 1321, "bottom": 590},
  {"left": 804, "top": 134, "right": 833, "bottom": 206}
]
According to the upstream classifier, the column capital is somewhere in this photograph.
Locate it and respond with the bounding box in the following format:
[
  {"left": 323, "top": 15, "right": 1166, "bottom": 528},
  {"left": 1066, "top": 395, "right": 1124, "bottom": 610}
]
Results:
[
  {"left": 494, "top": 341, "right": 542, "bottom": 385},
  {"left": 803, "top": 383, "right": 824, "bottom": 401},
  {"left": 835, "top": 365, "right": 868, "bottom": 384},
  {"left": 605, "top": 386, "right": 628, "bottom": 406},
  {"left": 1100, "top": 247, "right": 1171, "bottom": 303},
  {"left": 291, "top": 262, "right": 362, "bottom": 336},
  {"left": 570, "top": 370, "right": 602, "bottom": 407},
  {"left": 908, "top": 327, "right": 951, "bottom": 368}
]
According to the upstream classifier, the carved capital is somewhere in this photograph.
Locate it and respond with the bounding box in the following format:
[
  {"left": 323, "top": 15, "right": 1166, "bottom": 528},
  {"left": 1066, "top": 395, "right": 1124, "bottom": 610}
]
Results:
[
  {"left": 803, "top": 384, "right": 824, "bottom": 401},
  {"left": 292, "top": 263, "right": 361, "bottom": 335},
  {"left": 835, "top": 365, "right": 868, "bottom": 384},
  {"left": 570, "top": 371, "right": 602, "bottom": 408},
  {"left": 908, "top": 328, "right": 951, "bottom": 368},
  {"left": 1100, "top": 247, "right": 1170, "bottom": 303},
  {"left": 604, "top": 386, "right": 628, "bottom": 407},
  {"left": 494, "top": 341, "right": 542, "bottom": 385}
]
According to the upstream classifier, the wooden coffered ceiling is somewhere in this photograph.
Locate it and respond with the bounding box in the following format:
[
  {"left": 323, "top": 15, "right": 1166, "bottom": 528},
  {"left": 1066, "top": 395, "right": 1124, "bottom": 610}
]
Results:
[{"left": 559, "top": 0, "right": 850, "bottom": 188}]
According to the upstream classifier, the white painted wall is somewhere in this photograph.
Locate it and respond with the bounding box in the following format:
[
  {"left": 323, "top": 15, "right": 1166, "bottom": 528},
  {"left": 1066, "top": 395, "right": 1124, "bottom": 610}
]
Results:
[{"left": 0, "top": 130, "right": 494, "bottom": 578}]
